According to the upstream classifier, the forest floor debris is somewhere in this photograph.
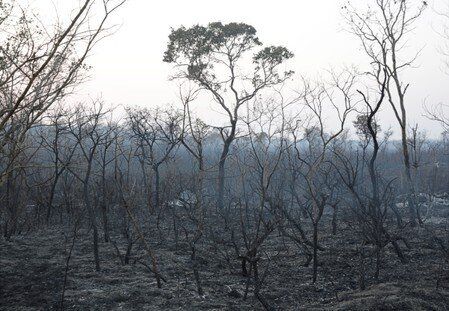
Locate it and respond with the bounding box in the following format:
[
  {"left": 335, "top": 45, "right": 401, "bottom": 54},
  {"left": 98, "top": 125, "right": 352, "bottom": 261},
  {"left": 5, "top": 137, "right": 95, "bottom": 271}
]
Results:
[{"left": 1, "top": 209, "right": 449, "bottom": 310}]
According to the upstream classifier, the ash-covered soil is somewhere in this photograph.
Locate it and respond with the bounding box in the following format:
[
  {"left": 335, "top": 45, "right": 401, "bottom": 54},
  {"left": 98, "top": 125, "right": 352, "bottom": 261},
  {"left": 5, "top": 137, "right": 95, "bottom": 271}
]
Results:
[{"left": 1, "top": 205, "right": 449, "bottom": 310}]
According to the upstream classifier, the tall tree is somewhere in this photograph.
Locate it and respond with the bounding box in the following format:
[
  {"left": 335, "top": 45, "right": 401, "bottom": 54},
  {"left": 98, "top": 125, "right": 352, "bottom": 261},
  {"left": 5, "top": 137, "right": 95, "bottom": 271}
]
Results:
[
  {"left": 163, "top": 22, "right": 293, "bottom": 210},
  {"left": 344, "top": 0, "right": 427, "bottom": 226}
]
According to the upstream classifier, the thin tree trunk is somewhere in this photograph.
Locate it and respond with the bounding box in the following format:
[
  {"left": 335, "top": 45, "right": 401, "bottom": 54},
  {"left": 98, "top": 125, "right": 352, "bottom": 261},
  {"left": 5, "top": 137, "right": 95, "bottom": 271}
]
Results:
[
  {"left": 401, "top": 128, "right": 418, "bottom": 227},
  {"left": 101, "top": 165, "right": 110, "bottom": 242},
  {"left": 332, "top": 206, "right": 338, "bottom": 235},
  {"left": 60, "top": 221, "right": 79, "bottom": 310},
  {"left": 154, "top": 166, "right": 161, "bottom": 211},
  {"left": 359, "top": 246, "right": 366, "bottom": 291},
  {"left": 217, "top": 134, "right": 234, "bottom": 212},
  {"left": 84, "top": 165, "right": 100, "bottom": 271},
  {"left": 253, "top": 261, "right": 274, "bottom": 311},
  {"left": 312, "top": 223, "right": 318, "bottom": 283},
  {"left": 191, "top": 243, "right": 203, "bottom": 296}
]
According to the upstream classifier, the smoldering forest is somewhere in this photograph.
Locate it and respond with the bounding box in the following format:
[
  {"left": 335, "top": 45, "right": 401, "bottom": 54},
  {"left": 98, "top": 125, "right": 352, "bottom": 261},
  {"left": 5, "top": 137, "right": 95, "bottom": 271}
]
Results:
[{"left": 1, "top": 1, "right": 449, "bottom": 310}]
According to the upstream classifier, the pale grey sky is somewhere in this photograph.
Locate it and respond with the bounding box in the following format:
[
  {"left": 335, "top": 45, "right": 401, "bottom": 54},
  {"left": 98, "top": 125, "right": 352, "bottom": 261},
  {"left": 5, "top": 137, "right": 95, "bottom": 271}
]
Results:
[{"left": 37, "top": 0, "right": 449, "bottom": 137}]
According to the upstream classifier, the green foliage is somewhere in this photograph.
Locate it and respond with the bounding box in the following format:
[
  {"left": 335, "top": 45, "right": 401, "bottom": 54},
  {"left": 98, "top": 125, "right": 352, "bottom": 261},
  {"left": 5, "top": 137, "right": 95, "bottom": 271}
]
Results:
[
  {"left": 163, "top": 22, "right": 261, "bottom": 64},
  {"left": 164, "top": 22, "right": 294, "bottom": 93},
  {"left": 253, "top": 46, "right": 294, "bottom": 65}
]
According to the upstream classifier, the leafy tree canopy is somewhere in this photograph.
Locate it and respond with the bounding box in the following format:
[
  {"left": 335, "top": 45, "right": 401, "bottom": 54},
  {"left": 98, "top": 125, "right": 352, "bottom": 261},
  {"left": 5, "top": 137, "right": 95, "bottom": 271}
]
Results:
[{"left": 163, "top": 22, "right": 293, "bottom": 91}]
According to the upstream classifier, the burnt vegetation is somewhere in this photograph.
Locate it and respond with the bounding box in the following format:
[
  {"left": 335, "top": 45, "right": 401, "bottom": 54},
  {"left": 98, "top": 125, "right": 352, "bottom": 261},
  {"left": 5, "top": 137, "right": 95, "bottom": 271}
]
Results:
[{"left": 1, "top": 0, "right": 449, "bottom": 310}]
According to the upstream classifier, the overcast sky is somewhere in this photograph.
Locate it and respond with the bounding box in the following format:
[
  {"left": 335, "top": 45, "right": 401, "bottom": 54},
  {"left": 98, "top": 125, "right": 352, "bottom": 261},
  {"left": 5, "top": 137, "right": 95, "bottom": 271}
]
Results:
[{"left": 40, "top": 0, "right": 449, "bottom": 138}]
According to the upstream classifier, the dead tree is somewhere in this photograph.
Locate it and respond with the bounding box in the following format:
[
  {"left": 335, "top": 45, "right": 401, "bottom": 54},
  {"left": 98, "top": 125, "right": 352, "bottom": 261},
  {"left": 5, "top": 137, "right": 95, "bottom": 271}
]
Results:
[
  {"left": 218, "top": 93, "right": 291, "bottom": 310},
  {"left": 114, "top": 144, "right": 165, "bottom": 288},
  {"left": 127, "top": 107, "right": 181, "bottom": 212},
  {"left": 334, "top": 63, "right": 408, "bottom": 288},
  {"left": 66, "top": 101, "right": 114, "bottom": 271},
  {"left": 33, "top": 107, "right": 79, "bottom": 225},
  {"left": 178, "top": 85, "right": 214, "bottom": 296},
  {"left": 94, "top": 120, "right": 119, "bottom": 242},
  {"left": 289, "top": 69, "right": 357, "bottom": 283},
  {"left": 344, "top": 0, "right": 427, "bottom": 226}
]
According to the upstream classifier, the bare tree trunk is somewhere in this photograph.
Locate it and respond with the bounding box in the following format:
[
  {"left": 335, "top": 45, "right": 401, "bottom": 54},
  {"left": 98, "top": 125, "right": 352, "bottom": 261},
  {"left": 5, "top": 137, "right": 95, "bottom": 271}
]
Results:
[
  {"left": 217, "top": 140, "right": 231, "bottom": 211},
  {"left": 46, "top": 180, "right": 58, "bottom": 224},
  {"left": 60, "top": 220, "right": 79, "bottom": 310},
  {"left": 84, "top": 180, "right": 100, "bottom": 271},
  {"left": 101, "top": 167, "right": 110, "bottom": 243},
  {"left": 374, "top": 245, "right": 381, "bottom": 282},
  {"left": 101, "top": 203, "right": 109, "bottom": 243},
  {"left": 312, "top": 222, "right": 319, "bottom": 283},
  {"left": 390, "top": 202, "right": 403, "bottom": 228},
  {"left": 253, "top": 261, "right": 274, "bottom": 311},
  {"left": 154, "top": 166, "right": 161, "bottom": 211},
  {"left": 82, "top": 157, "right": 101, "bottom": 271},
  {"left": 401, "top": 127, "right": 418, "bottom": 227},
  {"left": 359, "top": 246, "right": 366, "bottom": 291},
  {"left": 332, "top": 206, "right": 338, "bottom": 235},
  {"left": 5, "top": 170, "right": 16, "bottom": 239},
  {"left": 191, "top": 242, "right": 203, "bottom": 296}
]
